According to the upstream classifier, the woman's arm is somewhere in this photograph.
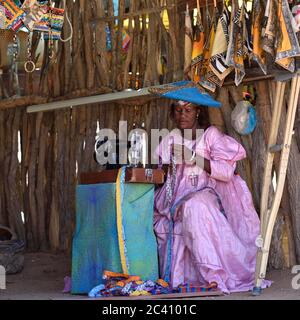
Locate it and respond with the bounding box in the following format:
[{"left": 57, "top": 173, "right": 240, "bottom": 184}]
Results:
[
  {"left": 203, "top": 157, "right": 211, "bottom": 174},
  {"left": 194, "top": 153, "right": 235, "bottom": 181},
  {"left": 172, "top": 142, "right": 235, "bottom": 180},
  {"left": 191, "top": 153, "right": 211, "bottom": 174},
  {"left": 189, "top": 147, "right": 237, "bottom": 181},
  {"left": 203, "top": 126, "right": 244, "bottom": 182}
]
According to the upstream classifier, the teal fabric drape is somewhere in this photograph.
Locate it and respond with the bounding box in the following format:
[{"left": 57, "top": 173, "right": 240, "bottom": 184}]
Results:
[{"left": 71, "top": 182, "right": 159, "bottom": 294}]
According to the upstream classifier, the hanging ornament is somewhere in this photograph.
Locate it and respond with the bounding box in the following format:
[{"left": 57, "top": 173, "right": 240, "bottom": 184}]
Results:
[
  {"left": 275, "top": 0, "right": 300, "bottom": 72},
  {"left": 252, "top": 0, "right": 267, "bottom": 74},
  {"left": 3, "top": 0, "right": 26, "bottom": 31},
  {"left": 31, "top": 2, "right": 51, "bottom": 33},
  {"left": 191, "top": 0, "right": 205, "bottom": 83},
  {"left": 209, "top": 2, "right": 232, "bottom": 84},
  {"left": 24, "top": 32, "right": 35, "bottom": 73},
  {"left": 22, "top": 0, "right": 46, "bottom": 31},
  {"left": 48, "top": 1, "right": 54, "bottom": 59},
  {"left": 32, "top": 0, "right": 65, "bottom": 41},
  {"left": 199, "top": 0, "right": 218, "bottom": 92},
  {"left": 39, "top": 0, "right": 58, "bottom": 61},
  {"left": 225, "top": 0, "right": 246, "bottom": 86},
  {"left": 42, "top": 2, "right": 65, "bottom": 41},
  {"left": 43, "top": 6, "right": 65, "bottom": 41},
  {"left": 231, "top": 100, "right": 257, "bottom": 135}
]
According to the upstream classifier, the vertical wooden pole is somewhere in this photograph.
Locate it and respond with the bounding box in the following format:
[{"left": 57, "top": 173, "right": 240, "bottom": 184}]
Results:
[
  {"left": 259, "top": 81, "right": 286, "bottom": 233},
  {"left": 254, "top": 75, "right": 300, "bottom": 293}
]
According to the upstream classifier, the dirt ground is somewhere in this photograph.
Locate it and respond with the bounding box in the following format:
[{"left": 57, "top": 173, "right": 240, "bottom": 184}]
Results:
[{"left": 0, "top": 252, "right": 299, "bottom": 300}]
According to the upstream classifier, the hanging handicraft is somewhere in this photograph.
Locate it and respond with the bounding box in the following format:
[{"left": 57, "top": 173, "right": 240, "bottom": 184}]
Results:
[
  {"left": 1, "top": 0, "right": 26, "bottom": 31},
  {"left": 0, "top": 0, "right": 65, "bottom": 40},
  {"left": 22, "top": 0, "right": 48, "bottom": 31},
  {"left": 187, "top": 0, "right": 300, "bottom": 91}
]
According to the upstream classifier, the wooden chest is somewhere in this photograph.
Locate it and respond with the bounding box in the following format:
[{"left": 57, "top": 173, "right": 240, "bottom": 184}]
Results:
[{"left": 80, "top": 168, "right": 165, "bottom": 185}]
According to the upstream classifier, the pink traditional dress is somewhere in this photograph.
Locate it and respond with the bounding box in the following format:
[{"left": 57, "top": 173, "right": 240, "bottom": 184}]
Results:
[{"left": 154, "top": 125, "right": 269, "bottom": 293}]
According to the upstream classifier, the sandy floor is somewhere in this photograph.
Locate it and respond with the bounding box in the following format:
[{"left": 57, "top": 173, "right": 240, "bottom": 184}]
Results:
[{"left": 0, "top": 252, "right": 299, "bottom": 300}]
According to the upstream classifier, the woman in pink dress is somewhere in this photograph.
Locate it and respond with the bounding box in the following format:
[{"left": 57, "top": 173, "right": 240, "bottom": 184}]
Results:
[{"left": 154, "top": 100, "right": 268, "bottom": 294}]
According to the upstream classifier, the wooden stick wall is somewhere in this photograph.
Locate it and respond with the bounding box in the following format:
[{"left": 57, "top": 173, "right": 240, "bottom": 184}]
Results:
[{"left": 0, "top": 0, "right": 299, "bottom": 269}]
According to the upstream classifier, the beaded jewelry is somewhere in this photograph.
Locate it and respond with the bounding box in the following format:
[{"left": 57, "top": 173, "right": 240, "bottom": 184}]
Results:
[
  {"left": 24, "top": 33, "right": 36, "bottom": 73},
  {"left": 165, "top": 137, "right": 177, "bottom": 207}
]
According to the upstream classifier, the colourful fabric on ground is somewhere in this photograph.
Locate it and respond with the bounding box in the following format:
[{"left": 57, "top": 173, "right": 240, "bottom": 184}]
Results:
[
  {"left": 178, "top": 282, "right": 218, "bottom": 293},
  {"left": 88, "top": 270, "right": 220, "bottom": 297},
  {"left": 88, "top": 271, "right": 173, "bottom": 297},
  {"left": 71, "top": 182, "right": 158, "bottom": 294}
]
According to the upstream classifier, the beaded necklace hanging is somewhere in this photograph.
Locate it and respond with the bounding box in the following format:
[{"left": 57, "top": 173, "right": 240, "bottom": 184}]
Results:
[
  {"left": 48, "top": 0, "right": 54, "bottom": 59},
  {"left": 24, "top": 32, "right": 36, "bottom": 73},
  {"left": 165, "top": 137, "right": 177, "bottom": 207}
]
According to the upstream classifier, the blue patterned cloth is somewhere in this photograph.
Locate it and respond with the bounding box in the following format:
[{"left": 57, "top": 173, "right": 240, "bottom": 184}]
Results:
[{"left": 71, "top": 182, "right": 159, "bottom": 294}]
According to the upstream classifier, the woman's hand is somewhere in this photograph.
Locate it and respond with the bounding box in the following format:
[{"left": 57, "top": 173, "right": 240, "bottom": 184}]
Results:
[
  {"left": 172, "top": 144, "right": 211, "bottom": 172},
  {"left": 172, "top": 144, "right": 195, "bottom": 165}
]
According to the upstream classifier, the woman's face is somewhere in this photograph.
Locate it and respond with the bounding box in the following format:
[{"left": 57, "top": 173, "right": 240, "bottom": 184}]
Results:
[{"left": 173, "top": 102, "right": 199, "bottom": 130}]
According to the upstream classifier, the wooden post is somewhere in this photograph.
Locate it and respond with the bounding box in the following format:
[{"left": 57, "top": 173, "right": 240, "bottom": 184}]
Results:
[
  {"left": 253, "top": 74, "right": 300, "bottom": 294},
  {"left": 259, "top": 81, "right": 286, "bottom": 233}
]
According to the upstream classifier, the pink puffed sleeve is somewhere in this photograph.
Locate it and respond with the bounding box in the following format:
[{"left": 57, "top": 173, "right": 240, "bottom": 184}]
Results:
[{"left": 204, "top": 126, "right": 246, "bottom": 182}]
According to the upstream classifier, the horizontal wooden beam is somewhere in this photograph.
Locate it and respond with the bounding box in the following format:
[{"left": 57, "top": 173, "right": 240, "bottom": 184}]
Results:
[
  {"left": 0, "top": 87, "right": 112, "bottom": 111},
  {"left": 24, "top": 69, "right": 299, "bottom": 113},
  {"left": 223, "top": 74, "right": 275, "bottom": 86},
  {"left": 26, "top": 85, "right": 162, "bottom": 113},
  {"left": 24, "top": 77, "right": 278, "bottom": 114}
]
